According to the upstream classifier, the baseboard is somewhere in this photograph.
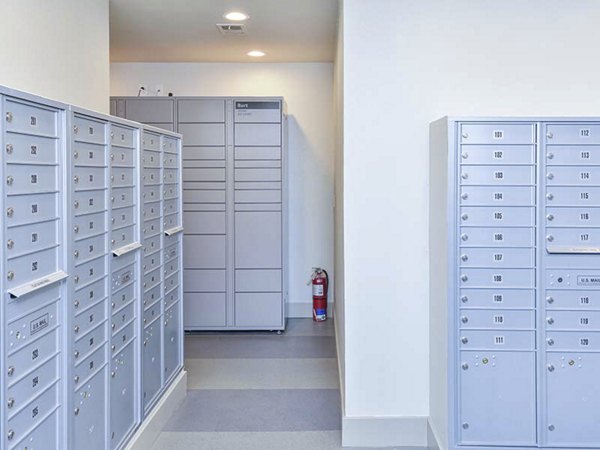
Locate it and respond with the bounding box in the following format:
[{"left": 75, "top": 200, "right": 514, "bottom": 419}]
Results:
[
  {"left": 342, "top": 415, "right": 429, "bottom": 448},
  {"left": 333, "top": 311, "right": 345, "bottom": 414},
  {"left": 124, "top": 370, "right": 187, "bottom": 450},
  {"left": 287, "top": 301, "right": 334, "bottom": 318},
  {"left": 427, "top": 420, "right": 442, "bottom": 450}
]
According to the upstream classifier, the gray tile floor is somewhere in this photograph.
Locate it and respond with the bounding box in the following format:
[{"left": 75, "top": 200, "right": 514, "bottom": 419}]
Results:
[{"left": 152, "top": 318, "right": 352, "bottom": 449}]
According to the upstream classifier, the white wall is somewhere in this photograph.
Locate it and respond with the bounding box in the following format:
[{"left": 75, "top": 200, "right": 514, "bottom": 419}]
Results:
[
  {"left": 111, "top": 63, "right": 334, "bottom": 317},
  {"left": 341, "top": 0, "right": 600, "bottom": 446},
  {"left": 0, "top": 0, "right": 109, "bottom": 112}
]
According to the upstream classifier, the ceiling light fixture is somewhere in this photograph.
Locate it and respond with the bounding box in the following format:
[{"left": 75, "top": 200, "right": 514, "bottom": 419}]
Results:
[
  {"left": 224, "top": 11, "right": 249, "bottom": 21},
  {"left": 247, "top": 50, "right": 266, "bottom": 57}
]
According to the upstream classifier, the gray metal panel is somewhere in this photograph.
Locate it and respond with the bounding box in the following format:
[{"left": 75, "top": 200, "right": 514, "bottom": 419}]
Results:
[
  {"left": 183, "top": 235, "right": 226, "bottom": 268},
  {"left": 178, "top": 99, "right": 225, "bottom": 123},
  {"left": 235, "top": 211, "right": 282, "bottom": 269},
  {"left": 184, "top": 293, "right": 227, "bottom": 327},
  {"left": 234, "top": 123, "right": 281, "bottom": 146},
  {"left": 124, "top": 98, "right": 174, "bottom": 123},
  {"left": 179, "top": 123, "right": 225, "bottom": 146},
  {"left": 234, "top": 293, "right": 283, "bottom": 327}
]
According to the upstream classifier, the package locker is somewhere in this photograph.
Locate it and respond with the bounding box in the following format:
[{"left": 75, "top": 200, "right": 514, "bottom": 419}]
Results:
[
  {"left": 111, "top": 96, "right": 288, "bottom": 331},
  {"left": 1, "top": 85, "right": 183, "bottom": 450},
  {"left": 431, "top": 117, "right": 600, "bottom": 450}
]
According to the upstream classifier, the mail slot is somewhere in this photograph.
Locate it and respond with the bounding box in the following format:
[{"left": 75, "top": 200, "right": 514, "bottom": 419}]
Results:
[
  {"left": 73, "top": 233, "right": 106, "bottom": 265},
  {"left": 6, "top": 192, "right": 58, "bottom": 226},
  {"left": 143, "top": 251, "right": 161, "bottom": 274},
  {"left": 111, "top": 320, "right": 135, "bottom": 355},
  {"left": 546, "top": 289, "right": 600, "bottom": 310},
  {"left": 73, "top": 166, "right": 106, "bottom": 191},
  {"left": 459, "top": 227, "right": 534, "bottom": 247},
  {"left": 459, "top": 248, "right": 534, "bottom": 269},
  {"left": 460, "top": 184, "right": 535, "bottom": 208},
  {"left": 143, "top": 283, "right": 162, "bottom": 308},
  {"left": 546, "top": 186, "right": 600, "bottom": 207},
  {"left": 7, "top": 328, "right": 58, "bottom": 386},
  {"left": 460, "top": 206, "right": 534, "bottom": 227},
  {"left": 164, "top": 153, "right": 178, "bottom": 168},
  {"left": 6, "top": 284, "right": 60, "bottom": 324},
  {"left": 5, "top": 133, "right": 58, "bottom": 165},
  {"left": 165, "top": 285, "right": 180, "bottom": 309},
  {"left": 143, "top": 301, "right": 161, "bottom": 327},
  {"left": 6, "top": 163, "right": 57, "bottom": 195},
  {"left": 73, "top": 115, "right": 106, "bottom": 145},
  {"left": 112, "top": 281, "right": 135, "bottom": 312},
  {"left": 143, "top": 218, "right": 161, "bottom": 238},
  {"left": 164, "top": 184, "right": 179, "bottom": 200},
  {"left": 111, "top": 187, "right": 135, "bottom": 209},
  {"left": 111, "top": 207, "right": 135, "bottom": 231},
  {"left": 111, "top": 168, "right": 135, "bottom": 187},
  {"left": 111, "top": 249, "right": 135, "bottom": 273},
  {"left": 459, "top": 330, "right": 535, "bottom": 350},
  {"left": 460, "top": 166, "right": 535, "bottom": 186},
  {"left": 547, "top": 146, "right": 600, "bottom": 166},
  {"left": 164, "top": 271, "right": 178, "bottom": 293},
  {"left": 163, "top": 257, "right": 178, "bottom": 279},
  {"left": 5, "top": 219, "right": 59, "bottom": 258},
  {"left": 546, "top": 166, "right": 600, "bottom": 186},
  {"left": 111, "top": 148, "right": 134, "bottom": 167},
  {"left": 163, "top": 212, "right": 179, "bottom": 230},
  {"left": 111, "top": 225, "right": 135, "bottom": 250},
  {"left": 546, "top": 227, "right": 600, "bottom": 249},
  {"left": 143, "top": 132, "right": 160, "bottom": 151},
  {"left": 545, "top": 207, "right": 600, "bottom": 227},
  {"left": 112, "top": 301, "right": 135, "bottom": 335},
  {"left": 143, "top": 150, "right": 160, "bottom": 168},
  {"left": 546, "top": 123, "right": 600, "bottom": 144},
  {"left": 143, "top": 201, "right": 161, "bottom": 221},
  {"left": 143, "top": 234, "right": 161, "bottom": 255},
  {"left": 545, "top": 310, "right": 600, "bottom": 331},
  {"left": 460, "top": 268, "right": 535, "bottom": 288},
  {"left": 459, "top": 289, "right": 535, "bottom": 309},
  {"left": 73, "top": 141, "right": 106, "bottom": 167},
  {"left": 73, "top": 189, "right": 106, "bottom": 216},
  {"left": 143, "top": 184, "right": 161, "bottom": 203},
  {"left": 74, "top": 277, "right": 106, "bottom": 312},
  {"left": 72, "top": 255, "right": 106, "bottom": 287},
  {"left": 459, "top": 309, "right": 535, "bottom": 330},
  {"left": 6, "top": 246, "right": 59, "bottom": 289},
  {"left": 111, "top": 125, "right": 135, "bottom": 148},
  {"left": 460, "top": 145, "right": 534, "bottom": 165},
  {"left": 74, "top": 297, "right": 106, "bottom": 336},
  {"left": 72, "top": 321, "right": 106, "bottom": 368},
  {"left": 73, "top": 344, "right": 106, "bottom": 388},
  {"left": 5, "top": 99, "right": 58, "bottom": 136},
  {"left": 143, "top": 267, "right": 161, "bottom": 291},
  {"left": 73, "top": 211, "right": 106, "bottom": 241},
  {"left": 143, "top": 168, "right": 161, "bottom": 185},
  {"left": 163, "top": 168, "right": 178, "bottom": 184},
  {"left": 164, "top": 136, "right": 178, "bottom": 154},
  {"left": 7, "top": 300, "right": 58, "bottom": 354},
  {"left": 545, "top": 331, "right": 600, "bottom": 351},
  {"left": 163, "top": 198, "right": 178, "bottom": 215}
]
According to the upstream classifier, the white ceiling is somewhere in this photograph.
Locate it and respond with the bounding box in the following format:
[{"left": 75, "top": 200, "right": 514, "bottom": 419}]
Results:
[{"left": 110, "top": 0, "right": 338, "bottom": 63}]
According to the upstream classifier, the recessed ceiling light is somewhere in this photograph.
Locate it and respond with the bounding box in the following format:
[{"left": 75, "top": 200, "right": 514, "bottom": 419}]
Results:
[
  {"left": 224, "top": 11, "right": 249, "bottom": 21},
  {"left": 247, "top": 50, "right": 266, "bottom": 57}
]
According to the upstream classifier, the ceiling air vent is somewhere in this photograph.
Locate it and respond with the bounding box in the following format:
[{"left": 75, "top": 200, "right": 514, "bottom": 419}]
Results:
[{"left": 216, "top": 23, "right": 246, "bottom": 35}]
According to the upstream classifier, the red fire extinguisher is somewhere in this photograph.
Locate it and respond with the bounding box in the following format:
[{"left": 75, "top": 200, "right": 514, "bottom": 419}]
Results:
[{"left": 309, "top": 268, "right": 329, "bottom": 322}]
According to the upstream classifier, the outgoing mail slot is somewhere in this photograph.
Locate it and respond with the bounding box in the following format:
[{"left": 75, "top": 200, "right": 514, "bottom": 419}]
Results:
[
  {"left": 143, "top": 218, "right": 161, "bottom": 238},
  {"left": 112, "top": 301, "right": 135, "bottom": 334},
  {"left": 143, "top": 283, "right": 162, "bottom": 309},
  {"left": 143, "top": 301, "right": 161, "bottom": 327},
  {"left": 459, "top": 248, "right": 534, "bottom": 269},
  {"left": 143, "top": 267, "right": 161, "bottom": 291},
  {"left": 546, "top": 207, "right": 600, "bottom": 227},
  {"left": 111, "top": 320, "right": 134, "bottom": 355},
  {"left": 143, "top": 252, "right": 161, "bottom": 274},
  {"left": 73, "top": 234, "right": 106, "bottom": 265},
  {"left": 73, "top": 189, "right": 106, "bottom": 216},
  {"left": 460, "top": 166, "right": 534, "bottom": 186},
  {"left": 143, "top": 201, "right": 161, "bottom": 221},
  {"left": 143, "top": 168, "right": 161, "bottom": 185},
  {"left": 164, "top": 153, "right": 178, "bottom": 168},
  {"left": 459, "top": 288, "right": 535, "bottom": 309},
  {"left": 459, "top": 330, "right": 535, "bottom": 350},
  {"left": 111, "top": 225, "right": 135, "bottom": 250},
  {"left": 546, "top": 270, "right": 600, "bottom": 289},
  {"left": 546, "top": 311, "right": 600, "bottom": 331},
  {"left": 143, "top": 184, "right": 161, "bottom": 203},
  {"left": 165, "top": 285, "right": 180, "bottom": 309},
  {"left": 112, "top": 281, "right": 135, "bottom": 312},
  {"left": 460, "top": 145, "right": 534, "bottom": 165},
  {"left": 112, "top": 264, "right": 135, "bottom": 290},
  {"left": 7, "top": 301, "right": 58, "bottom": 354},
  {"left": 6, "top": 354, "right": 58, "bottom": 420},
  {"left": 73, "top": 166, "right": 106, "bottom": 191},
  {"left": 460, "top": 206, "right": 534, "bottom": 227},
  {"left": 73, "top": 344, "right": 105, "bottom": 386},
  {"left": 111, "top": 168, "right": 135, "bottom": 187},
  {"left": 235, "top": 168, "right": 281, "bottom": 182},
  {"left": 6, "top": 246, "right": 58, "bottom": 289},
  {"left": 6, "top": 164, "right": 57, "bottom": 194},
  {"left": 5, "top": 133, "right": 57, "bottom": 165},
  {"left": 6, "top": 192, "right": 57, "bottom": 226},
  {"left": 74, "top": 277, "right": 106, "bottom": 312},
  {"left": 547, "top": 146, "right": 600, "bottom": 166},
  {"left": 73, "top": 211, "right": 106, "bottom": 241},
  {"left": 163, "top": 212, "right": 179, "bottom": 230},
  {"left": 73, "top": 115, "right": 106, "bottom": 145},
  {"left": 73, "top": 141, "right": 106, "bottom": 167},
  {"left": 460, "top": 123, "right": 534, "bottom": 145},
  {"left": 111, "top": 187, "right": 135, "bottom": 209},
  {"left": 73, "top": 300, "right": 106, "bottom": 339},
  {"left": 459, "top": 309, "right": 535, "bottom": 330},
  {"left": 111, "top": 246, "right": 135, "bottom": 272},
  {"left": 546, "top": 227, "right": 600, "bottom": 249},
  {"left": 7, "top": 328, "right": 58, "bottom": 385},
  {"left": 164, "top": 271, "right": 178, "bottom": 293},
  {"left": 143, "top": 132, "right": 160, "bottom": 151},
  {"left": 545, "top": 186, "right": 600, "bottom": 206},
  {"left": 111, "top": 207, "right": 135, "bottom": 231},
  {"left": 163, "top": 198, "right": 179, "bottom": 215},
  {"left": 6, "top": 284, "right": 60, "bottom": 324},
  {"left": 73, "top": 370, "right": 106, "bottom": 449},
  {"left": 5, "top": 99, "right": 58, "bottom": 136},
  {"left": 6, "top": 382, "right": 59, "bottom": 447},
  {"left": 163, "top": 168, "right": 178, "bottom": 184},
  {"left": 143, "top": 150, "right": 161, "bottom": 168},
  {"left": 72, "top": 256, "right": 106, "bottom": 288},
  {"left": 111, "top": 125, "right": 135, "bottom": 148},
  {"left": 460, "top": 268, "right": 534, "bottom": 288},
  {"left": 111, "top": 148, "right": 134, "bottom": 167},
  {"left": 546, "top": 123, "right": 600, "bottom": 145},
  {"left": 143, "top": 234, "right": 161, "bottom": 255},
  {"left": 6, "top": 219, "right": 58, "bottom": 258},
  {"left": 459, "top": 227, "right": 534, "bottom": 247},
  {"left": 164, "top": 232, "right": 179, "bottom": 248},
  {"left": 545, "top": 331, "right": 600, "bottom": 351},
  {"left": 546, "top": 289, "right": 600, "bottom": 310},
  {"left": 164, "top": 136, "right": 179, "bottom": 154},
  {"left": 546, "top": 166, "right": 600, "bottom": 186}
]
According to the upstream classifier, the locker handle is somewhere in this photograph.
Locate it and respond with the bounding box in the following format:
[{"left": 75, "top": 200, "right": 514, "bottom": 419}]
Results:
[
  {"left": 112, "top": 242, "right": 142, "bottom": 257},
  {"left": 164, "top": 226, "right": 184, "bottom": 236},
  {"left": 7, "top": 270, "right": 68, "bottom": 299}
]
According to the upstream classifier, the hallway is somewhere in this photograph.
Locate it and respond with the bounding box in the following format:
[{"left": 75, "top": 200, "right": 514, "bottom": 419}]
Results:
[{"left": 152, "top": 319, "right": 344, "bottom": 449}]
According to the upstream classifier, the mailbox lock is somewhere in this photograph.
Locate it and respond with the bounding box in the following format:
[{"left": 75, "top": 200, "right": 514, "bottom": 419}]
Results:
[
  {"left": 112, "top": 323, "right": 116, "bottom": 330},
  {"left": 111, "top": 132, "right": 115, "bottom": 138},
  {"left": 546, "top": 214, "right": 554, "bottom": 221},
  {"left": 461, "top": 275, "right": 468, "bottom": 282},
  {"left": 547, "top": 317, "right": 554, "bottom": 325},
  {"left": 111, "top": 239, "right": 116, "bottom": 245},
  {"left": 462, "top": 132, "right": 469, "bottom": 139},
  {"left": 546, "top": 296, "right": 554, "bottom": 304},
  {"left": 73, "top": 151, "right": 79, "bottom": 159},
  {"left": 5, "top": 111, "right": 13, "bottom": 122},
  {"left": 6, "top": 176, "right": 13, "bottom": 185},
  {"left": 461, "top": 363, "right": 469, "bottom": 370},
  {"left": 5, "top": 143, "right": 13, "bottom": 154},
  {"left": 546, "top": 193, "right": 554, "bottom": 201},
  {"left": 7, "top": 366, "right": 14, "bottom": 376},
  {"left": 144, "top": 339, "right": 148, "bottom": 347},
  {"left": 7, "top": 398, "right": 14, "bottom": 408},
  {"left": 461, "top": 173, "right": 469, "bottom": 180},
  {"left": 74, "top": 175, "right": 79, "bottom": 183},
  {"left": 461, "top": 316, "right": 469, "bottom": 323},
  {"left": 6, "top": 207, "right": 13, "bottom": 217},
  {"left": 74, "top": 350, "right": 79, "bottom": 358},
  {"left": 461, "top": 234, "right": 468, "bottom": 242},
  {"left": 73, "top": 125, "right": 79, "bottom": 134},
  {"left": 74, "top": 300, "right": 80, "bottom": 308},
  {"left": 461, "top": 214, "right": 468, "bottom": 221},
  {"left": 547, "top": 132, "right": 554, "bottom": 139},
  {"left": 462, "top": 423, "right": 469, "bottom": 430},
  {"left": 7, "top": 429, "right": 14, "bottom": 441},
  {"left": 546, "top": 172, "right": 554, "bottom": 180},
  {"left": 548, "top": 424, "right": 555, "bottom": 431},
  {"left": 74, "top": 225, "right": 79, "bottom": 233},
  {"left": 461, "top": 254, "right": 468, "bottom": 262},
  {"left": 111, "top": 371, "right": 116, "bottom": 378},
  {"left": 111, "top": 302, "right": 116, "bottom": 308},
  {"left": 461, "top": 295, "right": 468, "bottom": 303},
  {"left": 548, "top": 365, "right": 555, "bottom": 372},
  {"left": 546, "top": 235, "right": 554, "bottom": 242},
  {"left": 74, "top": 407, "right": 80, "bottom": 416},
  {"left": 111, "top": 196, "right": 115, "bottom": 203},
  {"left": 111, "top": 345, "right": 116, "bottom": 351},
  {"left": 74, "top": 325, "right": 80, "bottom": 333},
  {"left": 547, "top": 338, "right": 555, "bottom": 346},
  {"left": 7, "top": 271, "right": 14, "bottom": 281},
  {"left": 74, "top": 276, "right": 79, "bottom": 283},
  {"left": 6, "top": 239, "right": 14, "bottom": 249},
  {"left": 547, "top": 152, "right": 554, "bottom": 160},
  {"left": 74, "top": 200, "right": 79, "bottom": 208},
  {"left": 111, "top": 175, "right": 115, "bottom": 181},
  {"left": 74, "top": 375, "right": 79, "bottom": 383},
  {"left": 74, "top": 250, "right": 79, "bottom": 257},
  {"left": 461, "top": 152, "right": 468, "bottom": 159},
  {"left": 461, "top": 337, "right": 469, "bottom": 344}
]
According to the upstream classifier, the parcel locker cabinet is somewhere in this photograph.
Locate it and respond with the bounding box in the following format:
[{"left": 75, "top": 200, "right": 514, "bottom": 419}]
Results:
[
  {"left": 1, "top": 92, "right": 68, "bottom": 450},
  {"left": 112, "top": 98, "right": 175, "bottom": 132},
  {"left": 430, "top": 117, "right": 600, "bottom": 450}
]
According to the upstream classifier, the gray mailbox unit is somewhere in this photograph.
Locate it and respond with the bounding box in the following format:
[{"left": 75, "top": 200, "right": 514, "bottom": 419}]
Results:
[
  {"left": 431, "top": 117, "right": 600, "bottom": 450},
  {"left": 111, "top": 96, "right": 288, "bottom": 331},
  {"left": 1, "top": 86, "right": 183, "bottom": 450}
]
